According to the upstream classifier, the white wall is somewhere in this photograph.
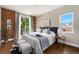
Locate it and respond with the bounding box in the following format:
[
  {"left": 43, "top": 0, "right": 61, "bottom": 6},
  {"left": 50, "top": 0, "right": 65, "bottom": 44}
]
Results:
[{"left": 36, "top": 5, "right": 79, "bottom": 47}]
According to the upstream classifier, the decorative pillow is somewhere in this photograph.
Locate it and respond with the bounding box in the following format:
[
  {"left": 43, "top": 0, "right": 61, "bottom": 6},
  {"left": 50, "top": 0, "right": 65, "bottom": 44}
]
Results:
[
  {"left": 47, "top": 28, "right": 51, "bottom": 34},
  {"left": 43, "top": 29, "right": 48, "bottom": 34},
  {"left": 50, "top": 31, "right": 55, "bottom": 37},
  {"left": 50, "top": 31, "right": 55, "bottom": 34}
]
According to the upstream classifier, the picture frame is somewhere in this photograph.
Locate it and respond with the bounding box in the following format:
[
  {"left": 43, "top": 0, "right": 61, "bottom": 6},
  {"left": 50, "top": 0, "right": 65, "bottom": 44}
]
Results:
[{"left": 7, "top": 19, "right": 11, "bottom": 29}]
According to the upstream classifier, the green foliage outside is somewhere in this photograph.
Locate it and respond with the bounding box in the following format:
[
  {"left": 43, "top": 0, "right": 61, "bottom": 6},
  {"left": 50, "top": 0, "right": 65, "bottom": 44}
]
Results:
[{"left": 21, "top": 17, "right": 29, "bottom": 34}]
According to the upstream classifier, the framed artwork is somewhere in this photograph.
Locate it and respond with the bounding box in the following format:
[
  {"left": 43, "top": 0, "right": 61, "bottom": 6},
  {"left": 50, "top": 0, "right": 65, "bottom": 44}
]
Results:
[{"left": 7, "top": 19, "right": 11, "bottom": 29}]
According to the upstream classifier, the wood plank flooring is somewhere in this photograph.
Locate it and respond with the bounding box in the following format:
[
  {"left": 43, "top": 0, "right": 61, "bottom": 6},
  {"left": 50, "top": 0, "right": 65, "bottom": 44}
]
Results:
[
  {"left": 0, "top": 41, "right": 13, "bottom": 54},
  {"left": 0, "top": 41, "right": 79, "bottom": 54},
  {"left": 44, "top": 42, "right": 79, "bottom": 54}
]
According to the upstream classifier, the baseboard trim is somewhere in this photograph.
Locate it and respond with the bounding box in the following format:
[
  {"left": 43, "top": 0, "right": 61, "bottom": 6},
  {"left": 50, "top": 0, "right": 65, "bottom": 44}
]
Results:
[
  {"left": 0, "top": 38, "right": 13, "bottom": 43},
  {"left": 58, "top": 40, "right": 79, "bottom": 48}
]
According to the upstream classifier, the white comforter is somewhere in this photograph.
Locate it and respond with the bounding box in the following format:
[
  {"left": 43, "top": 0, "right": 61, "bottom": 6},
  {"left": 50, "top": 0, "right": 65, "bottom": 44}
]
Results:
[
  {"left": 22, "top": 32, "right": 55, "bottom": 54},
  {"left": 30, "top": 32, "right": 55, "bottom": 46}
]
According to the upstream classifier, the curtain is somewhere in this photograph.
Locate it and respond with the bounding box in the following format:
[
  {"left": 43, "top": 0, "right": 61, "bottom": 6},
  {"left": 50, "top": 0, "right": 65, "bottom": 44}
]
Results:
[
  {"left": 13, "top": 15, "right": 36, "bottom": 44},
  {"left": 13, "top": 12, "right": 20, "bottom": 44}
]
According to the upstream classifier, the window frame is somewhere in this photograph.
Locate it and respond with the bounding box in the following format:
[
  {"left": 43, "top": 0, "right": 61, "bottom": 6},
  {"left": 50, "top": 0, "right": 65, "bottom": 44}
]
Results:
[
  {"left": 59, "top": 12, "right": 74, "bottom": 33},
  {"left": 18, "top": 14, "right": 31, "bottom": 39}
]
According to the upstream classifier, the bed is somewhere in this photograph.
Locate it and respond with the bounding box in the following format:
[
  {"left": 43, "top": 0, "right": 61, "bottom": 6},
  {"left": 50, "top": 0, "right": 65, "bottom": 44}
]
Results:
[{"left": 22, "top": 27, "right": 58, "bottom": 54}]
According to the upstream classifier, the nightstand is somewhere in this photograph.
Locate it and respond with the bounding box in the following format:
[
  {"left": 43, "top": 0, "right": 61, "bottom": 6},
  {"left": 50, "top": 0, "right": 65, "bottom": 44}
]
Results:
[{"left": 55, "top": 34, "right": 66, "bottom": 44}]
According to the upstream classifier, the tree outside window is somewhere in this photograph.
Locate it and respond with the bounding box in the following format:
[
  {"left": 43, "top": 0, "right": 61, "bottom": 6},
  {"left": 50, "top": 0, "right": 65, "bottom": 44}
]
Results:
[{"left": 21, "top": 16, "right": 31, "bottom": 34}]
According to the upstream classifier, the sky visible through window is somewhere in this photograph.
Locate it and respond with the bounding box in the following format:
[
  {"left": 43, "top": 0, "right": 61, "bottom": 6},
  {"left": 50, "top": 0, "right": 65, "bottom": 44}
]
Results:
[{"left": 61, "top": 13, "right": 72, "bottom": 25}]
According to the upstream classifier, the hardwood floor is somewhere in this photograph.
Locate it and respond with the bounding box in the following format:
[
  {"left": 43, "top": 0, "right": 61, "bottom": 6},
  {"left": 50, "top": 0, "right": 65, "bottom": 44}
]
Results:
[
  {"left": 0, "top": 41, "right": 13, "bottom": 54},
  {"left": 44, "top": 42, "right": 79, "bottom": 54},
  {"left": 0, "top": 41, "right": 79, "bottom": 54}
]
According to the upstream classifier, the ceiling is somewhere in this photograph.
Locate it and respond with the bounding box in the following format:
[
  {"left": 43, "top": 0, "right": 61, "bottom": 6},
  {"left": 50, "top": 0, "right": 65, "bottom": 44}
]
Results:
[{"left": 1, "top": 5, "right": 64, "bottom": 16}]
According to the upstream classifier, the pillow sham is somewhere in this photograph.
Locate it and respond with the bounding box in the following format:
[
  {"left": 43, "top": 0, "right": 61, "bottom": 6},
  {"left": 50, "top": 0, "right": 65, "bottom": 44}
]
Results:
[
  {"left": 50, "top": 31, "right": 55, "bottom": 37},
  {"left": 43, "top": 29, "right": 48, "bottom": 34}
]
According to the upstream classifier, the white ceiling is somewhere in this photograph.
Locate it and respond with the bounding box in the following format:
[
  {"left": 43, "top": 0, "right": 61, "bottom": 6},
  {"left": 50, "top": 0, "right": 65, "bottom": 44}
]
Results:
[{"left": 1, "top": 5, "right": 64, "bottom": 16}]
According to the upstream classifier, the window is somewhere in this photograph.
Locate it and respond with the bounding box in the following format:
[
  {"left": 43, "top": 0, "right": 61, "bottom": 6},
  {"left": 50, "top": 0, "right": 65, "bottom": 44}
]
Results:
[
  {"left": 59, "top": 12, "right": 74, "bottom": 33},
  {"left": 19, "top": 15, "right": 31, "bottom": 35}
]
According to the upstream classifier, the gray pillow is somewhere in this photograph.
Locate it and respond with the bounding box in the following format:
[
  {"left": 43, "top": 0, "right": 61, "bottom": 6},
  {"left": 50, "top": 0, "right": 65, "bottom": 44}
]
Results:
[{"left": 47, "top": 28, "right": 51, "bottom": 34}]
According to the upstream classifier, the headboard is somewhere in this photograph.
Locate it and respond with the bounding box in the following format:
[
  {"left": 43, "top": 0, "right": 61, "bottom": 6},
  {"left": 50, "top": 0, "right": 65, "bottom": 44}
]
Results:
[{"left": 40, "top": 27, "right": 58, "bottom": 35}]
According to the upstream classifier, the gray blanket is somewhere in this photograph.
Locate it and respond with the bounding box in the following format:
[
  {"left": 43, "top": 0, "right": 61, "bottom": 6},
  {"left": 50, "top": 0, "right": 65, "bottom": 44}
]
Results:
[{"left": 29, "top": 33, "right": 50, "bottom": 51}]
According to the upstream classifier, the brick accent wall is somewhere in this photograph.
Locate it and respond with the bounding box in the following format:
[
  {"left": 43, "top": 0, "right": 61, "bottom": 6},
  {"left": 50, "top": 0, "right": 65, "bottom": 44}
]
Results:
[
  {"left": 1, "top": 8, "right": 15, "bottom": 40},
  {"left": 32, "top": 16, "right": 36, "bottom": 32}
]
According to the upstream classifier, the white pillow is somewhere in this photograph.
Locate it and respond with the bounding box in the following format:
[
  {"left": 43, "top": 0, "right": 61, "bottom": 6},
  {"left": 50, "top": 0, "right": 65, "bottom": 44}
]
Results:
[
  {"left": 43, "top": 29, "right": 48, "bottom": 34},
  {"left": 50, "top": 31, "right": 55, "bottom": 37}
]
